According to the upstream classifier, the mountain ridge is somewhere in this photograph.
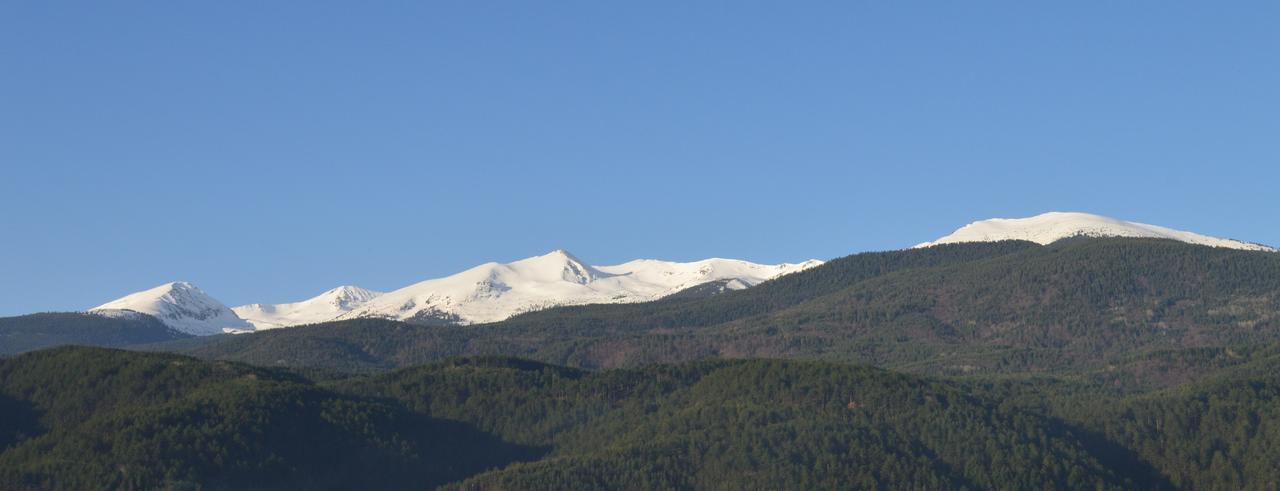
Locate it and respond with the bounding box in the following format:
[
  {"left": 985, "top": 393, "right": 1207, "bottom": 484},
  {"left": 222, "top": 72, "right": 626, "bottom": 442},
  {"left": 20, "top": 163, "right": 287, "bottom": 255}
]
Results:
[
  {"left": 336, "top": 250, "right": 822, "bottom": 325},
  {"left": 73, "top": 212, "right": 1275, "bottom": 337},
  {"left": 85, "top": 252, "right": 822, "bottom": 334},
  {"left": 233, "top": 285, "right": 384, "bottom": 330},
  {"left": 161, "top": 237, "right": 1280, "bottom": 376}
]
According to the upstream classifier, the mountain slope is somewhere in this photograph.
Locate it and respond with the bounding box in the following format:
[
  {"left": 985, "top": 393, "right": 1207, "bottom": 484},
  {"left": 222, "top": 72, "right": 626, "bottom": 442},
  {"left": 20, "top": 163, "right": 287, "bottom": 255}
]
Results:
[
  {"left": 233, "top": 285, "right": 382, "bottom": 330},
  {"left": 339, "top": 357, "right": 1162, "bottom": 490},
  {"left": 163, "top": 241, "right": 1036, "bottom": 372},
  {"left": 1090, "top": 366, "right": 1280, "bottom": 489},
  {"left": 339, "top": 250, "right": 821, "bottom": 325},
  {"left": 709, "top": 237, "right": 1280, "bottom": 374},
  {"left": 163, "top": 239, "right": 1280, "bottom": 375},
  {"left": 89, "top": 282, "right": 252, "bottom": 336},
  {"left": 0, "top": 312, "right": 190, "bottom": 356},
  {"left": 916, "top": 211, "right": 1276, "bottom": 251}
]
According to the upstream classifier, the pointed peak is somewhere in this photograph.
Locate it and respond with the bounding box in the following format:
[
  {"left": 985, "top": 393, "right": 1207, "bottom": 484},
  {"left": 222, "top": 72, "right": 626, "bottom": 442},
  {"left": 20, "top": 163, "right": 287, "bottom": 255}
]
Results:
[
  {"left": 88, "top": 281, "right": 251, "bottom": 336},
  {"left": 507, "top": 249, "right": 602, "bottom": 284},
  {"left": 525, "top": 249, "right": 591, "bottom": 268},
  {"left": 322, "top": 285, "right": 375, "bottom": 295},
  {"left": 122, "top": 281, "right": 205, "bottom": 299},
  {"left": 93, "top": 280, "right": 215, "bottom": 305},
  {"left": 541, "top": 249, "right": 582, "bottom": 261},
  {"left": 317, "top": 285, "right": 383, "bottom": 304},
  {"left": 165, "top": 281, "right": 198, "bottom": 291},
  {"left": 232, "top": 285, "right": 383, "bottom": 330}
]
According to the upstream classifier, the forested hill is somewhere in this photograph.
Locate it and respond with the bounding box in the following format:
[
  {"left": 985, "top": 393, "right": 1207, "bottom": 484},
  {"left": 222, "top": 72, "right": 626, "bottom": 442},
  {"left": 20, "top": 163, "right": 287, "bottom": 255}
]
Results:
[
  {"left": 0, "top": 347, "right": 539, "bottom": 490},
  {"left": 164, "top": 238, "right": 1280, "bottom": 376},
  {"left": 3, "top": 346, "right": 1278, "bottom": 489},
  {"left": 0, "top": 347, "right": 1153, "bottom": 489}
]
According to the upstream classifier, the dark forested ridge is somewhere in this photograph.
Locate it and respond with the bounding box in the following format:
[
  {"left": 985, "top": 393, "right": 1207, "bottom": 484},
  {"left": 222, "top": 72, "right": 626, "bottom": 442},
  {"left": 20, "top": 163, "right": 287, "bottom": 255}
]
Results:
[
  {"left": 0, "top": 312, "right": 190, "bottom": 356},
  {"left": 2, "top": 346, "right": 1278, "bottom": 489},
  {"left": 161, "top": 238, "right": 1280, "bottom": 378},
  {"left": 0, "top": 347, "right": 539, "bottom": 490}
]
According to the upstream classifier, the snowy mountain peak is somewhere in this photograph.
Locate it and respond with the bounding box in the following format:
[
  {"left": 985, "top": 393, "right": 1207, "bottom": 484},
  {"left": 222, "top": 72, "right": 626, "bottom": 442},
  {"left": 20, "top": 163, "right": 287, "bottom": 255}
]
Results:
[
  {"left": 90, "top": 281, "right": 253, "bottom": 336},
  {"left": 314, "top": 285, "right": 383, "bottom": 310},
  {"left": 233, "top": 285, "right": 383, "bottom": 330},
  {"left": 507, "top": 249, "right": 606, "bottom": 285},
  {"left": 337, "top": 252, "right": 823, "bottom": 326},
  {"left": 915, "top": 212, "right": 1276, "bottom": 252},
  {"left": 87, "top": 251, "right": 824, "bottom": 333}
]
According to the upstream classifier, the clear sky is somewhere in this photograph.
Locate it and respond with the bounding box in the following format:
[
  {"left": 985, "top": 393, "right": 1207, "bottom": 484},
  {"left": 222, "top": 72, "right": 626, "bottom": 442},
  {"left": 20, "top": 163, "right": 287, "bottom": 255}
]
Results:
[{"left": 2, "top": 2, "right": 1278, "bottom": 315}]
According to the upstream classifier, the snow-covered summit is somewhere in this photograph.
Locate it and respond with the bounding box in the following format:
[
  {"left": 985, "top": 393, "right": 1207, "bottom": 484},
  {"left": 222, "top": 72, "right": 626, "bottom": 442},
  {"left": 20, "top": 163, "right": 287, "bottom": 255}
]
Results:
[
  {"left": 338, "top": 250, "right": 823, "bottom": 326},
  {"left": 79, "top": 251, "right": 821, "bottom": 334},
  {"left": 233, "top": 285, "right": 383, "bottom": 330},
  {"left": 89, "top": 281, "right": 254, "bottom": 336},
  {"left": 915, "top": 212, "right": 1276, "bottom": 252}
]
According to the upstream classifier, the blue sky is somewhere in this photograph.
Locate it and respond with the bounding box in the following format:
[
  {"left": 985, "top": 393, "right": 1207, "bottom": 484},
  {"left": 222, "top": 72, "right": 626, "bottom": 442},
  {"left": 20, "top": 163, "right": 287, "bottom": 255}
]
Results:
[{"left": 2, "top": 2, "right": 1277, "bottom": 314}]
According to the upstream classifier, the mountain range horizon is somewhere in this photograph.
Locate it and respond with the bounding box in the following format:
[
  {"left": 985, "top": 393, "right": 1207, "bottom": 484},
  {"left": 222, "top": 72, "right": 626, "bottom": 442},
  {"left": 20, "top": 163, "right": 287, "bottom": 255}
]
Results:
[
  {"left": 6, "top": 209, "right": 1280, "bottom": 488},
  {"left": 57, "top": 211, "right": 1278, "bottom": 336}
]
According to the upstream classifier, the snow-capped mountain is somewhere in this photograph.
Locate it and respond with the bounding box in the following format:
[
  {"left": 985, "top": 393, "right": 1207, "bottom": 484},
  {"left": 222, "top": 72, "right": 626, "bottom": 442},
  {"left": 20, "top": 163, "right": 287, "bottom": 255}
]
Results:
[
  {"left": 233, "top": 286, "right": 383, "bottom": 330},
  {"left": 337, "top": 250, "right": 823, "bottom": 325},
  {"left": 89, "top": 281, "right": 253, "bottom": 336},
  {"left": 86, "top": 252, "right": 821, "bottom": 334},
  {"left": 915, "top": 212, "right": 1276, "bottom": 251}
]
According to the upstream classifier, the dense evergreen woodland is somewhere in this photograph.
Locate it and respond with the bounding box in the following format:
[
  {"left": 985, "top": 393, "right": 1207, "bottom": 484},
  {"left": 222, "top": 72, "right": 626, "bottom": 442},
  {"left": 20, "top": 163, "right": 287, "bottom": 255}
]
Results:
[
  {"left": 0, "top": 348, "right": 537, "bottom": 490},
  {"left": 2, "top": 346, "right": 1278, "bottom": 489},
  {"left": 2, "top": 238, "right": 1280, "bottom": 488}
]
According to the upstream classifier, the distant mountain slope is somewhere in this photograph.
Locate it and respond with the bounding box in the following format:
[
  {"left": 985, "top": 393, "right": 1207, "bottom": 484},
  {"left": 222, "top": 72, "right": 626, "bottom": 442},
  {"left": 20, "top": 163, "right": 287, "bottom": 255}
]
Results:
[
  {"left": 713, "top": 237, "right": 1280, "bottom": 373},
  {"left": 0, "top": 312, "right": 190, "bottom": 356},
  {"left": 338, "top": 249, "right": 821, "bottom": 325},
  {"left": 163, "top": 238, "right": 1280, "bottom": 376},
  {"left": 89, "top": 282, "right": 253, "bottom": 335},
  {"left": 162, "top": 241, "right": 1036, "bottom": 372},
  {"left": 916, "top": 211, "right": 1276, "bottom": 251},
  {"left": 233, "top": 285, "right": 383, "bottom": 330}
]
